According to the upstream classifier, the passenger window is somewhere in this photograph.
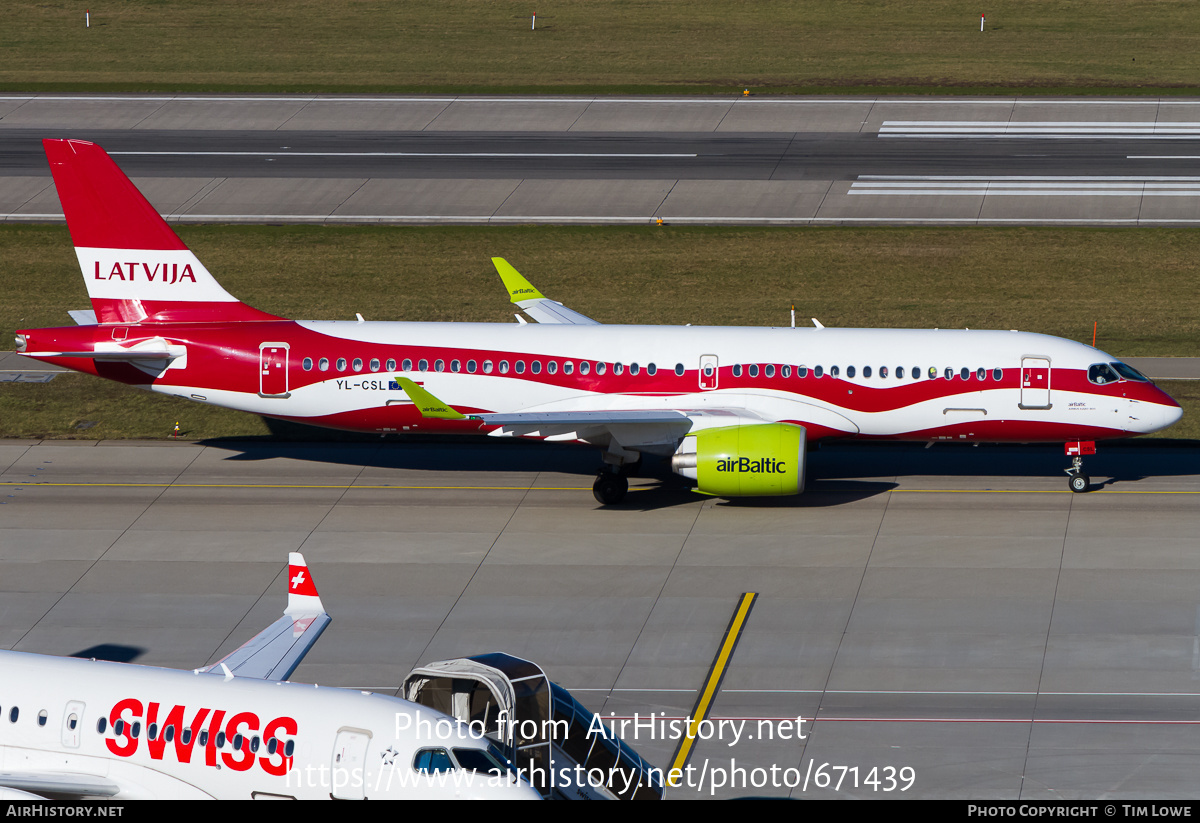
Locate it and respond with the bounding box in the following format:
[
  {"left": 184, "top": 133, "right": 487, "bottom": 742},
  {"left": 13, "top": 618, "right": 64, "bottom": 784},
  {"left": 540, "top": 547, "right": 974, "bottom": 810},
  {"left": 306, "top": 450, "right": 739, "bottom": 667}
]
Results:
[
  {"left": 418, "top": 359, "right": 428, "bottom": 372},
  {"left": 765, "top": 364, "right": 775, "bottom": 378},
  {"left": 563, "top": 361, "right": 573, "bottom": 375},
  {"left": 514, "top": 361, "right": 525, "bottom": 374},
  {"left": 861, "top": 366, "right": 870, "bottom": 378},
  {"left": 302, "top": 357, "right": 313, "bottom": 371},
  {"left": 847, "top": 366, "right": 856, "bottom": 378},
  {"left": 96, "top": 717, "right": 107, "bottom": 734},
  {"left": 831, "top": 365, "right": 840, "bottom": 377},
  {"left": 880, "top": 366, "right": 888, "bottom": 378},
  {"left": 675, "top": 363, "right": 685, "bottom": 376},
  {"left": 483, "top": 360, "right": 493, "bottom": 374},
  {"left": 336, "top": 358, "right": 348, "bottom": 372},
  {"left": 993, "top": 368, "right": 1002, "bottom": 381},
  {"left": 913, "top": 366, "right": 920, "bottom": 380},
  {"left": 960, "top": 367, "right": 970, "bottom": 380},
  {"left": 613, "top": 363, "right": 624, "bottom": 375},
  {"left": 38, "top": 710, "right": 48, "bottom": 728},
  {"left": 499, "top": 361, "right": 509, "bottom": 374},
  {"left": 929, "top": 366, "right": 937, "bottom": 379},
  {"left": 782, "top": 365, "right": 792, "bottom": 378},
  {"left": 580, "top": 362, "right": 591, "bottom": 375},
  {"left": 402, "top": 358, "right": 413, "bottom": 371},
  {"left": 451, "top": 360, "right": 461, "bottom": 373},
  {"left": 467, "top": 360, "right": 477, "bottom": 373},
  {"left": 630, "top": 363, "right": 640, "bottom": 376},
  {"left": 370, "top": 358, "right": 380, "bottom": 372},
  {"left": 435, "top": 359, "right": 445, "bottom": 372},
  {"left": 896, "top": 366, "right": 904, "bottom": 379},
  {"left": 318, "top": 358, "right": 329, "bottom": 371},
  {"left": 976, "top": 368, "right": 986, "bottom": 380},
  {"left": 386, "top": 359, "right": 397, "bottom": 371},
  {"left": 797, "top": 366, "right": 808, "bottom": 378},
  {"left": 814, "top": 366, "right": 823, "bottom": 378},
  {"left": 352, "top": 358, "right": 363, "bottom": 372},
  {"left": 647, "top": 363, "right": 657, "bottom": 375},
  {"left": 595, "top": 363, "right": 606, "bottom": 375},
  {"left": 944, "top": 367, "right": 953, "bottom": 380},
  {"left": 748, "top": 364, "right": 759, "bottom": 378},
  {"left": 732, "top": 364, "right": 743, "bottom": 377},
  {"left": 530, "top": 361, "right": 541, "bottom": 375},
  {"left": 547, "top": 361, "right": 558, "bottom": 375}
]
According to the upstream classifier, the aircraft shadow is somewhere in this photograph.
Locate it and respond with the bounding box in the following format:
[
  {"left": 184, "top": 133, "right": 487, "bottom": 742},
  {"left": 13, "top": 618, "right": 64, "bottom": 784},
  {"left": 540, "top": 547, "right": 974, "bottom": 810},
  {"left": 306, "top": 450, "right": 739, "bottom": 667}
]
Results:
[
  {"left": 201, "top": 429, "right": 1199, "bottom": 508},
  {"left": 70, "top": 644, "right": 145, "bottom": 663}
]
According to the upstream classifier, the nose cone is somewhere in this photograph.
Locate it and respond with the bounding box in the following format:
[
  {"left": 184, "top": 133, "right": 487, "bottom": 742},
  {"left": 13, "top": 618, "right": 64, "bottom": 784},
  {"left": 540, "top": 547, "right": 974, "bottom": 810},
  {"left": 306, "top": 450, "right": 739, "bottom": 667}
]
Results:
[{"left": 1141, "top": 389, "right": 1183, "bottom": 434}]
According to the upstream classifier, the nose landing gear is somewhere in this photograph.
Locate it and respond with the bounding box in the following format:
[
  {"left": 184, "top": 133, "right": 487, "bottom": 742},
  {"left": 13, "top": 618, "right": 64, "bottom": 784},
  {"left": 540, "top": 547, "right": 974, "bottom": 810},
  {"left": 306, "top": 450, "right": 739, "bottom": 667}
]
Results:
[{"left": 1064, "top": 441, "right": 1096, "bottom": 493}]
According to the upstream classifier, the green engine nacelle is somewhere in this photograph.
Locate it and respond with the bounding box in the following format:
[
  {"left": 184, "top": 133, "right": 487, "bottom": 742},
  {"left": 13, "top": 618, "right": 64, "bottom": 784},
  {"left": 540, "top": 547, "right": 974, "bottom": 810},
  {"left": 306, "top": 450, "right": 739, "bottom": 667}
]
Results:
[{"left": 671, "top": 423, "right": 807, "bottom": 497}]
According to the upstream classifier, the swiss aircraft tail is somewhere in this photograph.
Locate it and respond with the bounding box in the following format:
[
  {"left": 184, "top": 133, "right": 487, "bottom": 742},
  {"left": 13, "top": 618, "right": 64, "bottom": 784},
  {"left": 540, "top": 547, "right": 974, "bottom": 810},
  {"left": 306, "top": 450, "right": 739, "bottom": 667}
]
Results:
[{"left": 43, "top": 138, "right": 278, "bottom": 324}]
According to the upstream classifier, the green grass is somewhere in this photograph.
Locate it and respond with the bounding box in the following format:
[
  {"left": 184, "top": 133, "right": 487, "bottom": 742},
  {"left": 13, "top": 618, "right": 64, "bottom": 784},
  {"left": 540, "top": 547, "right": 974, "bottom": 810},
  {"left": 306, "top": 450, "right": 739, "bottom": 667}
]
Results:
[
  {"left": 3, "top": 223, "right": 1198, "bottom": 441},
  {"left": 5, "top": 225, "right": 1199, "bottom": 354},
  {"left": 4, "top": 1, "right": 1200, "bottom": 94}
]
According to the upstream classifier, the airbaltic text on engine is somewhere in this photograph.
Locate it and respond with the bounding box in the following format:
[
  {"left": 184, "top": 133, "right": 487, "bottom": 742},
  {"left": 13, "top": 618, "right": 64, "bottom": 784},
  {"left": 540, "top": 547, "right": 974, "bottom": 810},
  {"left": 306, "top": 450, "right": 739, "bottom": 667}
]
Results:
[{"left": 717, "top": 456, "right": 787, "bottom": 474}]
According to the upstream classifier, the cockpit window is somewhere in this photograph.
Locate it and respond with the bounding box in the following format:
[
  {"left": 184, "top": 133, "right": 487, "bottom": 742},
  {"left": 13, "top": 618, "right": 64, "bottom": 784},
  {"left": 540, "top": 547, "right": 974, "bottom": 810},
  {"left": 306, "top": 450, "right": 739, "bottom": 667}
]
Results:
[
  {"left": 452, "top": 747, "right": 508, "bottom": 776},
  {"left": 1088, "top": 363, "right": 1121, "bottom": 385},
  {"left": 1110, "top": 362, "right": 1149, "bottom": 382},
  {"left": 413, "top": 748, "right": 455, "bottom": 773}
]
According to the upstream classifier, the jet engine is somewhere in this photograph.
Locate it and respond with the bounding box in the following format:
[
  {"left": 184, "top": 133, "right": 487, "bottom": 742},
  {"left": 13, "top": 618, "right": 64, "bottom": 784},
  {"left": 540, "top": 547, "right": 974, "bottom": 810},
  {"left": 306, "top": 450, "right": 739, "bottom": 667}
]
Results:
[{"left": 670, "top": 423, "right": 806, "bottom": 497}]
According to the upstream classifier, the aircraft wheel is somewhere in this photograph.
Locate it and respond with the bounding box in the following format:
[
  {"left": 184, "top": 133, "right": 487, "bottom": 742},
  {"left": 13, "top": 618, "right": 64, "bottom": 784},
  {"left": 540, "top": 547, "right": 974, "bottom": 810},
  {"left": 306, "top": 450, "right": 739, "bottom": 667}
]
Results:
[
  {"left": 1069, "top": 474, "right": 1090, "bottom": 493},
  {"left": 593, "top": 474, "right": 629, "bottom": 505}
]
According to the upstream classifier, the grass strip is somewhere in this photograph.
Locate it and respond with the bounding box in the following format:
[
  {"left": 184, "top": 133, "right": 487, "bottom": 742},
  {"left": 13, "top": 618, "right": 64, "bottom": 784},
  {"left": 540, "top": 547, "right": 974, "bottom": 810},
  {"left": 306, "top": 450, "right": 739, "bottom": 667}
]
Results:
[{"left": 5, "top": 1, "right": 1200, "bottom": 95}]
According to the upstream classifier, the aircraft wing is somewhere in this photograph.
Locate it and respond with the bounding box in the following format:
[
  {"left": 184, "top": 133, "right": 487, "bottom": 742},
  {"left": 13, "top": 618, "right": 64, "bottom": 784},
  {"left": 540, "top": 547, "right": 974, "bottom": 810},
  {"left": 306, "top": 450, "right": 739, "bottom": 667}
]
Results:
[
  {"left": 493, "top": 258, "right": 600, "bottom": 325},
  {"left": 197, "top": 552, "right": 330, "bottom": 682},
  {"left": 0, "top": 772, "right": 120, "bottom": 799}
]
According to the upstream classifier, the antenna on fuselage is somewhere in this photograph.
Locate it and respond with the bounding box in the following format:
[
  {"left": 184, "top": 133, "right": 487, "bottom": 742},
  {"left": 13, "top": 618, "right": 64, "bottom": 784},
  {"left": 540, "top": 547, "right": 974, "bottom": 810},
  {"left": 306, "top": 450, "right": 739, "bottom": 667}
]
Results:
[{"left": 791, "top": 304, "right": 795, "bottom": 328}]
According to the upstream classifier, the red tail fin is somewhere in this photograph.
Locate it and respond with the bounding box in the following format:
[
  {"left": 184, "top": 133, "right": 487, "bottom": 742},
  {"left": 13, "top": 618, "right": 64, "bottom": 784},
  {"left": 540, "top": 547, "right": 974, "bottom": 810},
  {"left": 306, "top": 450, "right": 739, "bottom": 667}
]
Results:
[{"left": 44, "top": 139, "right": 278, "bottom": 324}]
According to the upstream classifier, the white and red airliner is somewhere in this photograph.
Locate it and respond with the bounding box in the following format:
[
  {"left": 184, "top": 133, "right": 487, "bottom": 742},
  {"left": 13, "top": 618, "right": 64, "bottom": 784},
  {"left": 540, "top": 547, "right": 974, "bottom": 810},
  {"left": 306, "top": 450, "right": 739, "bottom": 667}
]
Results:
[
  {"left": 0, "top": 553, "right": 540, "bottom": 800},
  {"left": 16, "top": 139, "right": 1182, "bottom": 503}
]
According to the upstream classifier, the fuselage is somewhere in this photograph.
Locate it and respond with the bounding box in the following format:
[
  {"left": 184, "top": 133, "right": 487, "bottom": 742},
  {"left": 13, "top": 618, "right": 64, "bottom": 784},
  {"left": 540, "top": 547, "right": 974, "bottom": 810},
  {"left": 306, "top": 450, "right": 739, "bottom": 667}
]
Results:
[
  {"left": 0, "top": 650, "right": 538, "bottom": 800},
  {"left": 17, "top": 320, "right": 1183, "bottom": 444}
]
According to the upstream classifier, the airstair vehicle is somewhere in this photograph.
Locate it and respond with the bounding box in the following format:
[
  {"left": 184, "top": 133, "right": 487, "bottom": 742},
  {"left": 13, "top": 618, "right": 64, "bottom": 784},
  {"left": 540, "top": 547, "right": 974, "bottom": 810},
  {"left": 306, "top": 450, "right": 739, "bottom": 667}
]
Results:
[{"left": 403, "top": 653, "right": 664, "bottom": 800}]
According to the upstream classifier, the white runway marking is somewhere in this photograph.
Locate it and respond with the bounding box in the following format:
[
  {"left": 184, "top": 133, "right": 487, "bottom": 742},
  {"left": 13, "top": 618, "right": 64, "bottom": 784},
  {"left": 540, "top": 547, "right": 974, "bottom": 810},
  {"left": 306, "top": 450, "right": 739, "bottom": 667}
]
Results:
[
  {"left": 850, "top": 174, "right": 1200, "bottom": 196},
  {"left": 881, "top": 120, "right": 1200, "bottom": 138}
]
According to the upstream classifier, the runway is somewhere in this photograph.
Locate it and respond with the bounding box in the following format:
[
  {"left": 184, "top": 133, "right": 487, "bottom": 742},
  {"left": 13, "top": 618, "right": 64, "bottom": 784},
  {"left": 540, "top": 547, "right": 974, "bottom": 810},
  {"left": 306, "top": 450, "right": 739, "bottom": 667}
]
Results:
[
  {"left": 3, "top": 438, "right": 1200, "bottom": 799},
  {"left": 5, "top": 95, "right": 1200, "bottom": 224}
]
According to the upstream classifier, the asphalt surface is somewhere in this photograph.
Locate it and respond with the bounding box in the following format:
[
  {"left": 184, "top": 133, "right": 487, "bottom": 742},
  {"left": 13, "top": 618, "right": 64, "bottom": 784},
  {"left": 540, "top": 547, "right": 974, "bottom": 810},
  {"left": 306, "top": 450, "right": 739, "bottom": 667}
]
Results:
[
  {"left": 4, "top": 95, "right": 1200, "bottom": 800},
  {"left": 2, "top": 439, "right": 1200, "bottom": 799},
  {"left": 5, "top": 95, "right": 1200, "bottom": 224}
]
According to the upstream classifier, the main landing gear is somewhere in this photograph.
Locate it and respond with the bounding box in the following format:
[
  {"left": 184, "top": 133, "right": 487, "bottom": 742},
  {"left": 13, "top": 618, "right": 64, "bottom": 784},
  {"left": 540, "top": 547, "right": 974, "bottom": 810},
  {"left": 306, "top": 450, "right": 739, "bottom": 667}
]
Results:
[
  {"left": 1064, "top": 441, "right": 1096, "bottom": 493},
  {"left": 593, "top": 472, "right": 629, "bottom": 505},
  {"left": 593, "top": 448, "right": 640, "bottom": 505}
]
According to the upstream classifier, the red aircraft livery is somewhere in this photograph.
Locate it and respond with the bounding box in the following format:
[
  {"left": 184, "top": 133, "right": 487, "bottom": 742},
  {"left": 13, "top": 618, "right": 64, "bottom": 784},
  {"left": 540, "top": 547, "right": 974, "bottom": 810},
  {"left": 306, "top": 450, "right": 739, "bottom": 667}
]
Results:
[{"left": 15, "top": 139, "right": 1183, "bottom": 503}]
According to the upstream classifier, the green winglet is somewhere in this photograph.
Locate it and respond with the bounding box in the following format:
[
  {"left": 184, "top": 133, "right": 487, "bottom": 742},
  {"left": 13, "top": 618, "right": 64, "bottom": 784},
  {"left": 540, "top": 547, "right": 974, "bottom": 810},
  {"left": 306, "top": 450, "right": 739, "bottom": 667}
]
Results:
[
  {"left": 394, "top": 377, "right": 466, "bottom": 420},
  {"left": 492, "top": 257, "right": 545, "bottom": 304}
]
